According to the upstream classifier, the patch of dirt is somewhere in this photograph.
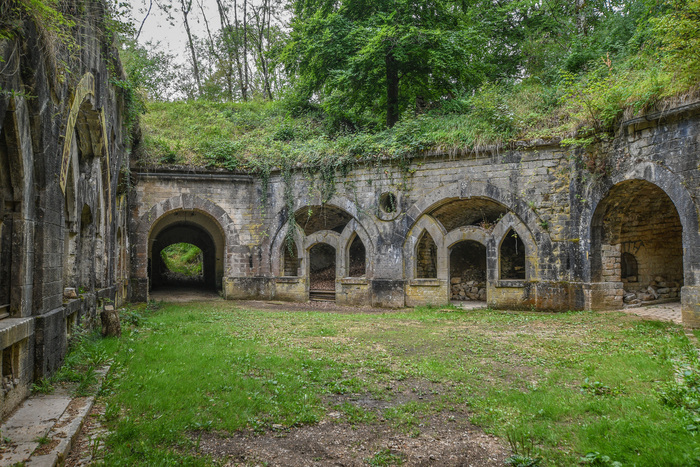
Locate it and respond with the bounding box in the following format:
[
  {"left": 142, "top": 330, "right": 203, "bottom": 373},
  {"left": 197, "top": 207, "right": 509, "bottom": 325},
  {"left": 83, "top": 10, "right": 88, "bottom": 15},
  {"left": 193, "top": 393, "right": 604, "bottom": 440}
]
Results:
[
  {"left": 65, "top": 404, "right": 110, "bottom": 466},
  {"left": 232, "top": 299, "right": 407, "bottom": 314},
  {"left": 150, "top": 287, "right": 223, "bottom": 302},
  {"left": 193, "top": 409, "right": 507, "bottom": 466},
  {"left": 32, "top": 438, "right": 60, "bottom": 456}
]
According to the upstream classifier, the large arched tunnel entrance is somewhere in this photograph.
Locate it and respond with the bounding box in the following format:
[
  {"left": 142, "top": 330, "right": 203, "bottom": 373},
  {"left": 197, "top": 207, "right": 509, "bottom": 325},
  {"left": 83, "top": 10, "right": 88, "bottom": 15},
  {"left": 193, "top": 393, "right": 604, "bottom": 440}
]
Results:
[{"left": 148, "top": 209, "right": 225, "bottom": 293}]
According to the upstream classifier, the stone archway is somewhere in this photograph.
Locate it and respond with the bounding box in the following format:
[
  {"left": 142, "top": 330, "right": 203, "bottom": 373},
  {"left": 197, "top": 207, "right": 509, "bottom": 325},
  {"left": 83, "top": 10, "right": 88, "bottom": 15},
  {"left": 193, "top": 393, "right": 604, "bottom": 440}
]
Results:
[
  {"left": 148, "top": 209, "right": 226, "bottom": 292},
  {"left": 589, "top": 179, "right": 684, "bottom": 309},
  {"left": 132, "top": 194, "right": 238, "bottom": 301}
]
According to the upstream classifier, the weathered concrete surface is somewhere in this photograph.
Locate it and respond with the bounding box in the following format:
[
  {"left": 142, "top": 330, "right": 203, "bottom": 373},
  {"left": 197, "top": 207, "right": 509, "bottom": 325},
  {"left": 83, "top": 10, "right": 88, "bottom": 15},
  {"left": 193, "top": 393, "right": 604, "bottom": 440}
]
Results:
[{"left": 0, "top": 366, "right": 108, "bottom": 466}]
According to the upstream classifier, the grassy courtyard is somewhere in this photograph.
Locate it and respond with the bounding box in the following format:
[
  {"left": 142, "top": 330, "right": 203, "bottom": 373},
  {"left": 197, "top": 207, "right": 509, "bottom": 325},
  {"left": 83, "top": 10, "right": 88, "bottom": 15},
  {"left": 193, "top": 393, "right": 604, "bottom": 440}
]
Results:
[{"left": 90, "top": 301, "right": 700, "bottom": 465}]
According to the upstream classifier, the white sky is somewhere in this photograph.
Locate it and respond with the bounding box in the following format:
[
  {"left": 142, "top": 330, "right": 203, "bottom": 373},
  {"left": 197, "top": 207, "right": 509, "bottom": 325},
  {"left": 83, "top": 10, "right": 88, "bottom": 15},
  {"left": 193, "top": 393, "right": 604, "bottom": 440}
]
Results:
[{"left": 129, "top": 0, "right": 222, "bottom": 63}]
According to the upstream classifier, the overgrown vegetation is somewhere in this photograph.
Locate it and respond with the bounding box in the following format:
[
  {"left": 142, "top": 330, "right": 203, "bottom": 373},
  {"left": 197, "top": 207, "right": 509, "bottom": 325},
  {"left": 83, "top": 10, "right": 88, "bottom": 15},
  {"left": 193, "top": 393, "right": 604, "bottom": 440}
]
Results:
[
  {"left": 32, "top": 323, "right": 117, "bottom": 397},
  {"left": 93, "top": 302, "right": 700, "bottom": 465},
  {"left": 160, "top": 242, "right": 203, "bottom": 277},
  {"left": 133, "top": 0, "right": 700, "bottom": 175}
]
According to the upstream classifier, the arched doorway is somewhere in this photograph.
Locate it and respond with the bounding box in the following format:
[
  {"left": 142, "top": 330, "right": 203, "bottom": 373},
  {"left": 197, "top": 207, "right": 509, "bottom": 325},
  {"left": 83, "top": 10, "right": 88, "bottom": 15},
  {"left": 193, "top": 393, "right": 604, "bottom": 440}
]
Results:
[
  {"left": 591, "top": 179, "right": 683, "bottom": 307},
  {"left": 309, "top": 243, "right": 336, "bottom": 301},
  {"left": 148, "top": 209, "right": 226, "bottom": 293},
  {"left": 450, "top": 240, "right": 487, "bottom": 302}
]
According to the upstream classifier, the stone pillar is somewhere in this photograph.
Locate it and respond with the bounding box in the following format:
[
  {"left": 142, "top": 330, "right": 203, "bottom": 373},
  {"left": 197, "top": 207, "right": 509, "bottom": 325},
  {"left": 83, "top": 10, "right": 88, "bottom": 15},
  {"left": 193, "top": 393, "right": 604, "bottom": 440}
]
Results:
[
  {"left": 130, "top": 277, "right": 149, "bottom": 302},
  {"left": 681, "top": 286, "right": 700, "bottom": 328}
]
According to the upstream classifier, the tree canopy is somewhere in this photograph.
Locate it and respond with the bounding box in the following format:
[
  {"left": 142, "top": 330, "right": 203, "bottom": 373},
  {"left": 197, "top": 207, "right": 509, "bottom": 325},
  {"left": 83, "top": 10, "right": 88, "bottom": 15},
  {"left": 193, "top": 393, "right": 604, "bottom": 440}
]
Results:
[{"left": 284, "top": 0, "right": 492, "bottom": 127}]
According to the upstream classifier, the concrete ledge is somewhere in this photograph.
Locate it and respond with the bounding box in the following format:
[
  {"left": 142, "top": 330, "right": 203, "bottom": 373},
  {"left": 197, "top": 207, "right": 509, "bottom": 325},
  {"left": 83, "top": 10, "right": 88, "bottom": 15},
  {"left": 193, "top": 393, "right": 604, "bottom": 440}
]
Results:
[
  {"left": 0, "top": 317, "right": 34, "bottom": 349},
  {"left": 276, "top": 276, "right": 300, "bottom": 284},
  {"left": 682, "top": 286, "right": 700, "bottom": 328},
  {"left": 495, "top": 280, "right": 526, "bottom": 288},
  {"left": 409, "top": 279, "right": 442, "bottom": 287},
  {"left": 340, "top": 278, "right": 368, "bottom": 285}
]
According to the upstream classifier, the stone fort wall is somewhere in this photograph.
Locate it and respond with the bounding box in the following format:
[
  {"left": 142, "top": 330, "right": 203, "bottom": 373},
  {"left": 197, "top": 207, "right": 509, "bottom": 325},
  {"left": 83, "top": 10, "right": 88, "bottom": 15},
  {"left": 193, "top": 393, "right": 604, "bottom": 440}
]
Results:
[
  {"left": 0, "top": 3, "right": 130, "bottom": 417},
  {"left": 131, "top": 102, "right": 700, "bottom": 326}
]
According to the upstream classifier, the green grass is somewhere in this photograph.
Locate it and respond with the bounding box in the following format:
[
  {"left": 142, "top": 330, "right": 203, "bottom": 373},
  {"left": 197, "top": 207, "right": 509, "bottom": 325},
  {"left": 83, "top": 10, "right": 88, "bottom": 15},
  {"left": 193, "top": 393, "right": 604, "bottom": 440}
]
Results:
[{"left": 95, "top": 303, "right": 700, "bottom": 465}]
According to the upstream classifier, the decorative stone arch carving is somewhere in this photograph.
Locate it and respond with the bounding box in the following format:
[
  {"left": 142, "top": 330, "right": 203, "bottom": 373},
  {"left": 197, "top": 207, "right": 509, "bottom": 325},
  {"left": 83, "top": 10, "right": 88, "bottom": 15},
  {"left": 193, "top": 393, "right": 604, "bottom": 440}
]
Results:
[
  {"left": 60, "top": 73, "right": 108, "bottom": 192},
  {"left": 270, "top": 223, "right": 306, "bottom": 277},
  {"left": 134, "top": 194, "right": 238, "bottom": 285},
  {"left": 269, "top": 199, "right": 377, "bottom": 278},
  {"left": 444, "top": 226, "right": 490, "bottom": 250},
  {"left": 304, "top": 230, "right": 342, "bottom": 252},
  {"left": 278, "top": 194, "right": 382, "bottom": 247},
  {"left": 491, "top": 212, "right": 538, "bottom": 281},
  {"left": 405, "top": 179, "right": 549, "bottom": 244},
  {"left": 403, "top": 215, "right": 447, "bottom": 280},
  {"left": 339, "top": 219, "right": 374, "bottom": 278},
  {"left": 405, "top": 180, "right": 550, "bottom": 280},
  {"left": 578, "top": 162, "right": 700, "bottom": 285}
]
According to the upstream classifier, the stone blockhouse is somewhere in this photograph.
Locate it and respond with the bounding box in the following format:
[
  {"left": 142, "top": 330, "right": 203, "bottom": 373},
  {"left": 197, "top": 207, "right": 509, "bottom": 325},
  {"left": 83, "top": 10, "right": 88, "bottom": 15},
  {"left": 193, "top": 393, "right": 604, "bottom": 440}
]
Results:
[
  {"left": 0, "top": 3, "right": 130, "bottom": 417},
  {"left": 130, "top": 102, "right": 700, "bottom": 327}
]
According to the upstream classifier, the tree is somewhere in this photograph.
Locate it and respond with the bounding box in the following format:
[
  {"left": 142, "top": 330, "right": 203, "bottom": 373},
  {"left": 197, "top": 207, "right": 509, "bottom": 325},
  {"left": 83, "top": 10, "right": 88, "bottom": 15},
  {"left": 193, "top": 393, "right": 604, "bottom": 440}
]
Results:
[{"left": 284, "top": 0, "right": 490, "bottom": 127}]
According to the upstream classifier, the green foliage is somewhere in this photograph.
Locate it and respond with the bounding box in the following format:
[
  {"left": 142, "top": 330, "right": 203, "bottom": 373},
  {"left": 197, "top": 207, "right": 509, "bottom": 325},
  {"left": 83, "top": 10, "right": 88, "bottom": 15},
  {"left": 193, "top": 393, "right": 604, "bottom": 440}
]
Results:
[
  {"left": 651, "top": 0, "right": 700, "bottom": 89},
  {"left": 366, "top": 448, "right": 404, "bottom": 466},
  {"left": 31, "top": 378, "right": 55, "bottom": 395},
  {"left": 285, "top": 0, "right": 490, "bottom": 127},
  {"left": 160, "top": 243, "right": 203, "bottom": 277},
  {"left": 580, "top": 452, "right": 623, "bottom": 466}
]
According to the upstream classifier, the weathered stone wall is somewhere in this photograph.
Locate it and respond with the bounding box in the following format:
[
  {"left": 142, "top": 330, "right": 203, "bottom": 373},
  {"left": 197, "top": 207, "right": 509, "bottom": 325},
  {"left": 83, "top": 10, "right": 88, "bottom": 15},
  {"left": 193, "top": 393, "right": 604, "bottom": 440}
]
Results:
[
  {"left": 0, "top": 1, "right": 130, "bottom": 417},
  {"left": 129, "top": 100, "right": 700, "bottom": 324}
]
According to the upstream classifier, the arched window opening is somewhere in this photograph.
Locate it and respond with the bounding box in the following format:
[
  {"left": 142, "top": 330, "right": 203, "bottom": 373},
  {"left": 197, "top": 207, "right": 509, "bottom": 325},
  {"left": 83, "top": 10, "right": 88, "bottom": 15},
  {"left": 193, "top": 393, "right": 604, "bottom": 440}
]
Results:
[
  {"left": 79, "top": 205, "right": 95, "bottom": 291},
  {"left": 159, "top": 243, "right": 204, "bottom": 287},
  {"left": 348, "top": 235, "right": 366, "bottom": 277},
  {"left": 450, "top": 241, "right": 486, "bottom": 301},
  {"left": 283, "top": 240, "right": 299, "bottom": 277},
  {"left": 621, "top": 252, "right": 638, "bottom": 280},
  {"left": 309, "top": 243, "right": 336, "bottom": 291},
  {"left": 416, "top": 231, "right": 437, "bottom": 279},
  {"left": 63, "top": 138, "right": 78, "bottom": 293},
  {"left": 500, "top": 229, "right": 526, "bottom": 280}
]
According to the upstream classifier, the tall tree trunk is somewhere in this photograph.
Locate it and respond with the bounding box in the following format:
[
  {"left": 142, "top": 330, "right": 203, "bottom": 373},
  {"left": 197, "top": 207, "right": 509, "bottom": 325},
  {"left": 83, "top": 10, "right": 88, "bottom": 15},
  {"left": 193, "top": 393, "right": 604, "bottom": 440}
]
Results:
[
  {"left": 386, "top": 52, "right": 399, "bottom": 128},
  {"left": 243, "top": 0, "right": 249, "bottom": 100},
  {"left": 253, "top": 2, "right": 272, "bottom": 100},
  {"left": 180, "top": 0, "right": 202, "bottom": 97},
  {"left": 233, "top": 0, "right": 247, "bottom": 101},
  {"left": 198, "top": 0, "right": 232, "bottom": 99},
  {"left": 215, "top": 0, "right": 237, "bottom": 100}
]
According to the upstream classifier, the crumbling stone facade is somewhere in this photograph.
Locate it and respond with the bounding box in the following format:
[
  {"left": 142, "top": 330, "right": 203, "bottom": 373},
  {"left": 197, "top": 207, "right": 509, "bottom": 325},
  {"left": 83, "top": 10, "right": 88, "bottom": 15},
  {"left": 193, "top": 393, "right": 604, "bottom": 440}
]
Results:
[
  {"left": 6, "top": 0, "right": 700, "bottom": 428},
  {"left": 0, "top": 3, "right": 130, "bottom": 417},
  {"left": 130, "top": 102, "right": 700, "bottom": 328}
]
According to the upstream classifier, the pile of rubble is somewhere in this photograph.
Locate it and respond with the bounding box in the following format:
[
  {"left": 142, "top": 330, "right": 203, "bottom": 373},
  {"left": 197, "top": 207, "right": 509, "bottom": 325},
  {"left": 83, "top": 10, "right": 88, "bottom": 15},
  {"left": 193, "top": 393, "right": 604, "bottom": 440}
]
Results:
[
  {"left": 623, "top": 276, "right": 682, "bottom": 306},
  {"left": 451, "top": 277, "right": 486, "bottom": 301}
]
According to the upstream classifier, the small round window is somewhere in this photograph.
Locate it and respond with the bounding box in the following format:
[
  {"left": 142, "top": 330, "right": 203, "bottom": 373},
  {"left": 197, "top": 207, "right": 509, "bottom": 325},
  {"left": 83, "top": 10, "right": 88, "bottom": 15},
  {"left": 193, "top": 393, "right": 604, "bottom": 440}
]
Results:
[{"left": 379, "top": 192, "right": 398, "bottom": 214}]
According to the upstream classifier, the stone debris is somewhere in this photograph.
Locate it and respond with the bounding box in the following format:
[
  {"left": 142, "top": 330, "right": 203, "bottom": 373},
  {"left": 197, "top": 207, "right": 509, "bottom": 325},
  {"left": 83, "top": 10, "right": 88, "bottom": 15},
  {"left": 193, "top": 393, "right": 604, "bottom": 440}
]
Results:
[
  {"left": 451, "top": 278, "right": 486, "bottom": 301},
  {"left": 623, "top": 277, "right": 681, "bottom": 306}
]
